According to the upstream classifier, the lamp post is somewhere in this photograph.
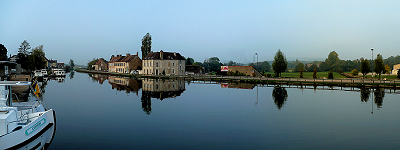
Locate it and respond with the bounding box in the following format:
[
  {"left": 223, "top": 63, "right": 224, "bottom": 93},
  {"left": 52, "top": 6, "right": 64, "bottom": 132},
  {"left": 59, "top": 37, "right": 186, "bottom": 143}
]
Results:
[
  {"left": 255, "top": 53, "right": 258, "bottom": 66},
  {"left": 371, "top": 48, "right": 374, "bottom": 78}
]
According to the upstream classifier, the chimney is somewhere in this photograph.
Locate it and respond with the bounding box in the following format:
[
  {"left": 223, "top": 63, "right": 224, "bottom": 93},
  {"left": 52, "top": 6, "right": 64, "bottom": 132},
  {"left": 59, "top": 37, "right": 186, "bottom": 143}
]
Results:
[
  {"left": 160, "top": 50, "right": 163, "bottom": 60},
  {"left": 126, "top": 53, "right": 130, "bottom": 56},
  {"left": 174, "top": 52, "right": 176, "bottom": 56},
  {"left": 136, "top": 52, "right": 138, "bottom": 56}
]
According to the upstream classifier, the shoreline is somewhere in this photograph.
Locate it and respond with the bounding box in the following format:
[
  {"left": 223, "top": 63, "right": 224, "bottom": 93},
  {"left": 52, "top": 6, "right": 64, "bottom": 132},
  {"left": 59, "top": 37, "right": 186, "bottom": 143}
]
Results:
[{"left": 76, "top": 69, "right": 400, "bottom": 89}]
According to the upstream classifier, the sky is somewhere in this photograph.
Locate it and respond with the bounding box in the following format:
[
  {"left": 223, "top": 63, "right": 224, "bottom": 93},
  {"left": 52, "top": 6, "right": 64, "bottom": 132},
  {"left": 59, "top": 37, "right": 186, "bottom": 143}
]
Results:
[{"left": 1, "top": 0, "right": 399, "bottom": 65}]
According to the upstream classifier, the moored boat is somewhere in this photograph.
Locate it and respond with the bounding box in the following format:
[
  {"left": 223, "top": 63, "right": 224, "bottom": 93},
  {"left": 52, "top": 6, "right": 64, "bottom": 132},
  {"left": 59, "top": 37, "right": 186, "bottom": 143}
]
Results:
[{"left": 0, "top": 81, "right": 56, "bottom": 149}]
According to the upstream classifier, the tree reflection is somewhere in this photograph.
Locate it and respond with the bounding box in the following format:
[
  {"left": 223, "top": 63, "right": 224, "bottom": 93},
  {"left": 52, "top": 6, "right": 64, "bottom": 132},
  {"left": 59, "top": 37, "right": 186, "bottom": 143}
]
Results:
[
  {"left": 360, "top": 86, "right": 370, "bottom": 102},
  {"left": 69, "top": 71, "right": 75, "bottom": 79},
  {"left": 141, "top": 91, "right": 152, "bottom": 115},
  {"left": 374, "top": 88, "right": 385, "bottom": 108},
  {"left": 272, "top": 86, "right": 288, "bottom": 110}
]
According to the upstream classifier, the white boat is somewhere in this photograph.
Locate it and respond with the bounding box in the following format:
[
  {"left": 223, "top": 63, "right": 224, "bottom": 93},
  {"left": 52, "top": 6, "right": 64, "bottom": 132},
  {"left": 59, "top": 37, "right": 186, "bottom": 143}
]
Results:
[
  {"left": 34, "top": 69, "right": 48, "bottom": 77},
  {"left": 52, "top": 69, "right": 65, "bottom": 76},
  {"left": 0, "top": 81, "right": 56, "bottom": 149}
]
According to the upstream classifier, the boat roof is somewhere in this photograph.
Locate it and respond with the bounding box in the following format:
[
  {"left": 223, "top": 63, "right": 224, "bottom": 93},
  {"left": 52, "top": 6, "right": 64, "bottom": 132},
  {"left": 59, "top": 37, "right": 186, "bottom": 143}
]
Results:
[{"left": 0, "top": 81, "right": 31, "bottom": 86}]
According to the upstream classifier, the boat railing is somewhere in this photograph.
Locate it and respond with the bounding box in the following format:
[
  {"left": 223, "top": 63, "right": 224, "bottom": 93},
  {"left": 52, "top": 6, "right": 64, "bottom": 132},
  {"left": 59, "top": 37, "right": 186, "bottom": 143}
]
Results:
[{"left": 6, "top": 113, "right": 41, "bottom": 133}]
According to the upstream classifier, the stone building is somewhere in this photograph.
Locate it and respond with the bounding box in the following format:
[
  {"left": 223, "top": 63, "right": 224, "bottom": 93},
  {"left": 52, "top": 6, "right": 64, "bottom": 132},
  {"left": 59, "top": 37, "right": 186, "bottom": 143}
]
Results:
[
  {"left": 108, "top": 53, "right": 142, "bottom": 74},
  {"left": 142, "top": 50, "right": 185, "bottom": 75}
]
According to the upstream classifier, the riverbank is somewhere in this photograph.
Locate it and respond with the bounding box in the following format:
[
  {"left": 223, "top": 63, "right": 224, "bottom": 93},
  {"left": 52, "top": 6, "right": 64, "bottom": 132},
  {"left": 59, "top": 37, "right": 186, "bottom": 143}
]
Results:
[{"left": 76, "top": 69, "right": 400, "bottom": 89}]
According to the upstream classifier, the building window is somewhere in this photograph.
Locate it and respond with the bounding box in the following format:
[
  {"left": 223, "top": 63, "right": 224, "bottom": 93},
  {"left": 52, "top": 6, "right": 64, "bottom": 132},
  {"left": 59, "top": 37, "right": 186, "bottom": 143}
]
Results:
[
  {"left": 172, "top": 63, "right": 175, "bottom": 66},
  {"left": 172, "top": 69, "right": 175, "bottom": 74},
  {"left": 156, "top": 62, "right": 158, "bottom": 67}
]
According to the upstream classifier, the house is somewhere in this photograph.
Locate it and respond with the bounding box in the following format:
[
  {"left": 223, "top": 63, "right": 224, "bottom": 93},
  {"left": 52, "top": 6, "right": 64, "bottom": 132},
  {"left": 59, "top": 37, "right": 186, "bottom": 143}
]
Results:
[
  {"left": 185, "top": 65, "right": 203, "bottom": 74},
  {"left": 221, "top": 66, "right": 262, "bottom": 77},
  {"left": 142, "top": 50, "right": 185, "bottom": 75},
  {"left": 92, "top": 58, "right": 108, "bottom": 71},
  {"left": 392, "top": 64, "right": 400, "bottom": 75},
  {"left": 108, "top": 53, "right": 142, "bottom": 74}
]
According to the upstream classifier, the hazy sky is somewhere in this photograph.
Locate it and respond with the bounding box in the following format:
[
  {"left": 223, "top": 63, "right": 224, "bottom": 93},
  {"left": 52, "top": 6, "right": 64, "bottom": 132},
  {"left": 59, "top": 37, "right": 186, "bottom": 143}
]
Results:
[{"left": 1, "top": 0, "right": 399, "bottom": 65}]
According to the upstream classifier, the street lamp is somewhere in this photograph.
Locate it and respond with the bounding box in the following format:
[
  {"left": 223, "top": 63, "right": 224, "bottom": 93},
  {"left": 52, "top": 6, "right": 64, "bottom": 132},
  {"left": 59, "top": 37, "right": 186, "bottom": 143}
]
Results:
[
  {"left": 371, "top": 48, "right": 374, "bottom": 78},
  {"left": 255, "top": 53, "right": 258, "bottom": 65}
]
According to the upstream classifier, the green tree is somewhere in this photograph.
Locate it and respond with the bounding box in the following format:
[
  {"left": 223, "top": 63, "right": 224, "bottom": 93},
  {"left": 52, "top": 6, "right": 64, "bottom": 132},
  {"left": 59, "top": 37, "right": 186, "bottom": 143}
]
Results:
[
  {"left": 351, "top": 69, "right": 359, "bottom": 76},
  {"left": 360, "top": 58, "right": 370, "bottom": 78},
  {"left": 374, "top": 54, "right": 384, "bottom": 78},
  {"left": 328, "top": 71, "right": 334, "bottom": 79},
  {"left": 0, "top": 44, "right": 7, "bottom": 61},
  {"left": 294, "top": 62, "right": 304, "bottom": 72},
  {"left": 384, "top": 64, "right": 391, "bottom": 74},
  {"left": 203, "top": 57, "right": 222, "bottom": 72},
  {"left": 313, "top": 68, "right": 317, "bottom": 78},
  {"left": 324, "top": 51, "right": 341, "bottom": 72},
  {"left": 250, "top": 61, "right": 271, "bottom": 72},
  {"left": 17, "top": 40, "right": 31, "bottom": 70},
  {"left": 141, "top": 33, "right": 152, "bottom": 59},
  {"left": 186, "top": 57, "right": 194, "bottom": 65},
  {"left": 397, "top": 70, "right": 400, "bottom": 79},
  {"left": 29, "top": 45, "right": 46, "bottom": 70},
  {"left": 69, "top": 59, "right": 75, "bottom": 69},
  {"left": 87, "top": 58, "right": 99, "bottom": 70},
  {"left": 272, "top": 49, "right": 287, "bottom": 77},
  {"left": 299, "top": 70, "right": 303, "bottom": 78}
]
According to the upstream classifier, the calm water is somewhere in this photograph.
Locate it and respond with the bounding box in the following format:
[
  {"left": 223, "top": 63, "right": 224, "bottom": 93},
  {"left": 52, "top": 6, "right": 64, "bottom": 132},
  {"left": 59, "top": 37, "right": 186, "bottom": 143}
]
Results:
[{"left": 42, "top": 72, "right": 400, "bottom": 150}]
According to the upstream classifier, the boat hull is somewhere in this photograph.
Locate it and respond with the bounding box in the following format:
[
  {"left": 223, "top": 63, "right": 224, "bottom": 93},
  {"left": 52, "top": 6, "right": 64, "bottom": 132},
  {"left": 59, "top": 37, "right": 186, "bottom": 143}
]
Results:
[{"left": 0, "top": 109, "right": 56, "bottom": 150}]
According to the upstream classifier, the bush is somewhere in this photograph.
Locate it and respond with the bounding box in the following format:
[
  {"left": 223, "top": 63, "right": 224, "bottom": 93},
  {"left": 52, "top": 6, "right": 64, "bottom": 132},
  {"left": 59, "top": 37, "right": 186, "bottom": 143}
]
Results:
[
  {"left": 267, "top": 74, "right": 272, "bottom": 77},
  {"left": 313, "top": 68, "right": 317, "bottom": 79},
  {"left": 299, "top": 70, "right": 303, "bottom": 78},
  {"left": 328, "top": 72, "right": 334, "bottom": 79},
  {"left": 351, "top": 69, "right": 359, "bottom": 76},
  {"left": 397, "top": 70, "right": 400, "bottom": 79}
]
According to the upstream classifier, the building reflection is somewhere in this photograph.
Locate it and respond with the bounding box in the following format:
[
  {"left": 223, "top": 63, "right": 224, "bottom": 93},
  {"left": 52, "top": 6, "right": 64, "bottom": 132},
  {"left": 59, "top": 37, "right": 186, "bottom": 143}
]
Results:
[
  {"left": 108, "top": 76, "right": 142, "bottom": 95},
  {"left": 88, "top": 73, "right": 108, "bottom": 84},
  {"left": 141, "top": 79, "right": 186, "bottom": 115},
  {"left": 221, "top": 83, "right": 255, "bottom": 89},
  {"left": 272, "top": 85, "right": 288, "bottom": 110}
]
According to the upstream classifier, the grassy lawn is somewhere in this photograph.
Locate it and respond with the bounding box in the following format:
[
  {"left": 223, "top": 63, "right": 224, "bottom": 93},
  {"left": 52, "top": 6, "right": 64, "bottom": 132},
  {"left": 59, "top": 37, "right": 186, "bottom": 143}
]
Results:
[{"left": 264, "top": 72, "right": 346, "bottom": 78}]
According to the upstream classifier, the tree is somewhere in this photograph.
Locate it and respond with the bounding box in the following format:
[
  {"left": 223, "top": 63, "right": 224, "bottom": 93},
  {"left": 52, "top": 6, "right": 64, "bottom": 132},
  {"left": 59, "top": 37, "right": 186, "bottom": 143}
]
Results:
[
  {"left": 397, "top": 70, "right": 400, "bottom": 79},
  {"left": 250, "top": 61, "right": 271, "bottom": 72},
  {"left": 294, "top": 62, "right": 304, "bottom": 72},
  {"left": 87, "top": 58, "right": 99, "bottom": 70},
  {"left": 29, "top": 45, "right": 46, "bottom": 70},
  {"left": 360, "top": 58, "right": 370, "bottom": 78},
  {"left": 69, "top": 59, "right": 75, "bottom": 68},
  {"left": 328, "top": 71, "right": 334, "bottom": 79},
  {"left": 384, "top": 64, "right": 391, "bottom": 74},
  {"left": 272, "top": 49, "right": 287, "bottom": 77},
  {"left": 203, "top": 57, "right": 222, "bottom": 72},
  {"left": 0, "top": 44, "right": 7, "bottom": 61},
  {"left": 17, "top": 40, "right": 31, "bottom": 70},
  {"left": 186, "top": 57, "right": 194, "bottom": 65},
  {"left": 351, "top": 69, "right": 359, "bottom": 76},
  {"left": 18, "top": 40, "right": 31, "bottom": 55},
  {"left": 141, "top": 33, "right": 152, "bottom": 59},
  {"left": 313, "top": 68, "right": 317, "bottom": 78},
  {"left": 324, "top": 51, "right": 341, "bottom": 72},
  {"left": 374, "top": 54, "right": 384, "bottom": 79}
]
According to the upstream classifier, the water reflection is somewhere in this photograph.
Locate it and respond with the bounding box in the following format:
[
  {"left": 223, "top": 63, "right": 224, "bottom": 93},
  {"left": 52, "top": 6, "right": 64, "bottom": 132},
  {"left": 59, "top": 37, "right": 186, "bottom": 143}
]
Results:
[
  {"left": 374, "top": 88, "right": 385, "bottom": 109},
  {"left": 272, "top": 86, "right": 288, "bottom": 110},
  {"left": 360, "top": 87, "right": 370, "bottom": 102},
  {"left": 108, "top": 76, "right": 142, "bottom": 94},
  {"left": 141, "top": 79, "right": 186, "bottom": 115}
]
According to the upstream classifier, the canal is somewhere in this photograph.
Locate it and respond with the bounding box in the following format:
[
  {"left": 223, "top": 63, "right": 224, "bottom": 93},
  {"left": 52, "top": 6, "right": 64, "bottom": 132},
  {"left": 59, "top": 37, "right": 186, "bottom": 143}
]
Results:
[{"left": 43, "top": 72, "right": 400, "bottom": 149}]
